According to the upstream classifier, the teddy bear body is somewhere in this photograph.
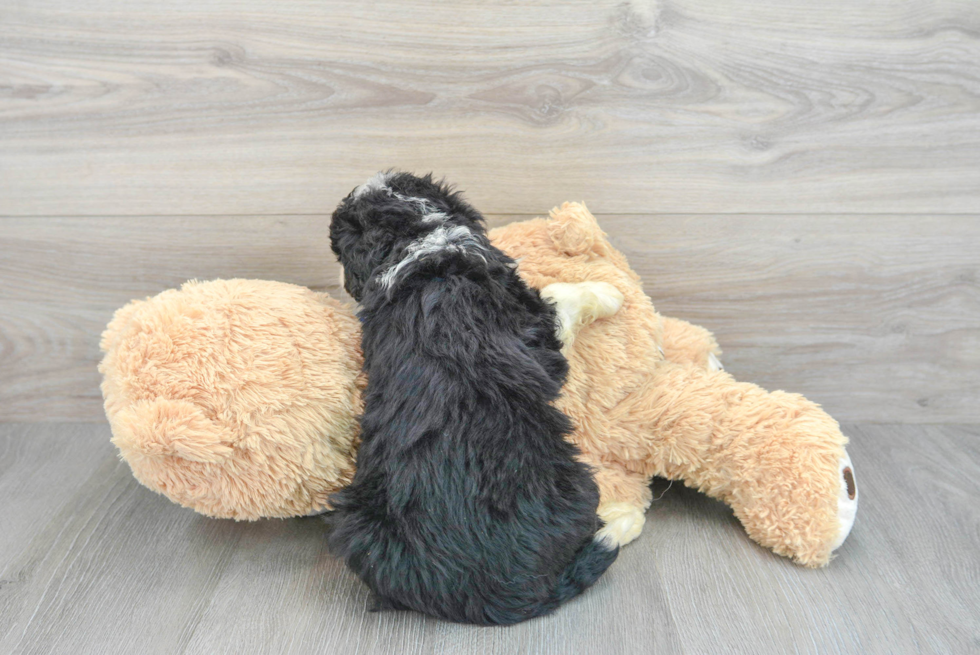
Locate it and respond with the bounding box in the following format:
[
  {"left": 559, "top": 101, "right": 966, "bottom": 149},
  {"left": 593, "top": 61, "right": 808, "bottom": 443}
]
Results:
[{"left": 492, "top": 204, "right": 856, "bottom": 566}]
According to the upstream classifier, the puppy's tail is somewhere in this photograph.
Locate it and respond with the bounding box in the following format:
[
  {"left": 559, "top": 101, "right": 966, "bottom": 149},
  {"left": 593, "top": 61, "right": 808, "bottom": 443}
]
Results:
[{"left": 551, "top": 536, "right": 619, "bottom": 606}]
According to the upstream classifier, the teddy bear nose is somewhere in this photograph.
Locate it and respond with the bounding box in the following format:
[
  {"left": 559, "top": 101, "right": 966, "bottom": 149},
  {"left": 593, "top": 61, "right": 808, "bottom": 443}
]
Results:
[{"left": 843, "top": 466, "right": 856, "bottom": 500}]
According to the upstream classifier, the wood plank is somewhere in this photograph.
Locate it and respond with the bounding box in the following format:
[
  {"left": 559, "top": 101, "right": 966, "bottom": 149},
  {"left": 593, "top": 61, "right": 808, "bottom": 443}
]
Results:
[
  {"left": 0, "top": 215, "right": 350, "bottom": 422},
  {"left": 1, "top": 423, "right": 977, "bottom": 653},
  {"left": 647, "top": 423, "right": 980, "bottom": 655},
  {"left": 617, "top": 214, "right": 980, "bottom": 425},
  {"left": 0, "top": 424, "right": 115, "bottom": 569},
  {"left": 0, "top": 423, "right": 683, "bottom": 655},
  {"left": 0, "top": 424, "right": 249, "bottom": 654},
  {"left": 2, "top": 1, "right": 979, "bottom": 216},
  {"left": 2, "top": 214, "right": 977, "bottom": 423}
]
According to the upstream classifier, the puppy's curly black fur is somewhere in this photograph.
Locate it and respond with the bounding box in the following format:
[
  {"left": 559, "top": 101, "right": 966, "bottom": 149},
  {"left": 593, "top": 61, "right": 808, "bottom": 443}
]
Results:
[{"left": 327, "top": 171, "right": 617, "bottom": 625}]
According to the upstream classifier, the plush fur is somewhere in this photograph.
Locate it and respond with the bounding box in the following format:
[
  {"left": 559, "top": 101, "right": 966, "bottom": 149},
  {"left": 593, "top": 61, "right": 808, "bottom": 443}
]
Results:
[
  {"left": 327, "top": 172, "right": 617, "bottom": 625},
  {"left": 98, "top": 279, "right": 363, "bottom": 520}
]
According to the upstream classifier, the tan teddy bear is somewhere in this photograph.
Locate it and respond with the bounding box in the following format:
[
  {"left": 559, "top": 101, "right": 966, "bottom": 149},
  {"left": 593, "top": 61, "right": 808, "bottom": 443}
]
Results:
[
  {"left": 491, "top": 204, "right": 857, "bottom": 567},
  {"left": 101, "top": 204, "right": 856, "bottom": 567}
]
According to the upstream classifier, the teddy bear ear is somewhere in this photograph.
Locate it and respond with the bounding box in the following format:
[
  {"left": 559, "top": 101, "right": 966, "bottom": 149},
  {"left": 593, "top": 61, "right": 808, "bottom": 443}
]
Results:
[{"left": 547, "top": 202, "right": 606, "bottom": 256}]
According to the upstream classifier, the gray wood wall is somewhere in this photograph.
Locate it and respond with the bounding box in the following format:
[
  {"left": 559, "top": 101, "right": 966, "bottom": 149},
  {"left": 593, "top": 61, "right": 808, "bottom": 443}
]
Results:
[{"left": 2, "top": 0, "right": 978, "bottom": 424}]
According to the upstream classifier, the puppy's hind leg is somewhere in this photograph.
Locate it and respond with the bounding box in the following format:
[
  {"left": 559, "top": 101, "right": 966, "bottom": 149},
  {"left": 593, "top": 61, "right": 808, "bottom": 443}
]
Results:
[{"left": 540, "top": 282, "right": 624, "bottom": 350}]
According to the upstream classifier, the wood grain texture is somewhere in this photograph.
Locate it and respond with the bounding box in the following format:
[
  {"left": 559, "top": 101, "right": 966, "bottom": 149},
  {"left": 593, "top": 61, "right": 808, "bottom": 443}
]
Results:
[
  {"left": 644, "top": 423, "right": 980, "bottom": 655},
  {"left": 0, "top": 215, "right": 345, "bottom": 424},
  {"left": 616, "top": 214, "right": 980, "bottom": 425},
  {"left": 0, "top": 424, "right": 682, "bottom": 655},
  {"left": 2, "top": 2, "right": 978, "bottom": 652},
  {"left": 1, "top": 423, "right": 977, "bottom": 654},
  {"left": 1, "top": 1, "right": 979, "bottom": 216},
  {"left": 2, "top": 214, "right": 977, "bottom": 423}
]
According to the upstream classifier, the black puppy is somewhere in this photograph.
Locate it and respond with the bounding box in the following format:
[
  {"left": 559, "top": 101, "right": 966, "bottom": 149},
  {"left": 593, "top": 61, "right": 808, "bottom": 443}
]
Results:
[{"left": 328, "top": 171, "right": 618, "bottom": 625}]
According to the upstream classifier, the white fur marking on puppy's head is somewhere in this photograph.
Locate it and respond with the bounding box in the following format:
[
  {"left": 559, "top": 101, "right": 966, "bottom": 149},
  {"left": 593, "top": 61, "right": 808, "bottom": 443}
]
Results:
[
  {"left": 420, "top": 210, "right": 448, "bottom": 223},
  {"left": 391, "top": 192, "right": 448, "bottom": 224},
  {"left": 354, "top": 174, "right": 450, "bottom": 224},
  {"left": 378, "top": 225, "right": 486, "bottom": 290},
  {"left": 353, "top": 171, "right": 392, "bottom": 199}
]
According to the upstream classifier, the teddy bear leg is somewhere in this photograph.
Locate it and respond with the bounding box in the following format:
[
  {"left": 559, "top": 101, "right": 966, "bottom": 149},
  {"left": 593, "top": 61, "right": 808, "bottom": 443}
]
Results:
[
  {"left": 540, "top": 281, "right": 625, "bottom": 349},
  {"left": 588, "top": 463, "right": 653, "bottom": 548},
  {"left": 659, "top": 316, "right": 723, "bottom": 371},
  {"left": 609, "top": 363, "right": 855, "bottom": 567}
]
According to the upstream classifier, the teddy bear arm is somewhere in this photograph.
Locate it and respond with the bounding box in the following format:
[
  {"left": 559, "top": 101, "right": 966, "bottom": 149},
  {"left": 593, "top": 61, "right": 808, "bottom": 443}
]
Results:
[
  {"left": 610, "top": 362, "right": 854, "bottom": 567},
  {"left": 540, "top": 281, "right": 625, "bottom": 350}
]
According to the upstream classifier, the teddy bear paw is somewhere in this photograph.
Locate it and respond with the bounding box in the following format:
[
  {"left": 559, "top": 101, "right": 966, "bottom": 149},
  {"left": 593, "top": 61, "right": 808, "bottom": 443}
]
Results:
[
  {"left": 541, "top": 281, "right": 624, "bottom": 348},
  {"left": 578, "top": 281, "right": 625, "bottom": 321},
  {"left": 596, "top": 501, "right": 646, "bottom": 548}
]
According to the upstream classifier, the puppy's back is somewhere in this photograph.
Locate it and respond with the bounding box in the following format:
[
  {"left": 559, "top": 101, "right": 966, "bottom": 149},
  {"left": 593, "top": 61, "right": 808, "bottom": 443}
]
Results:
[{"left": 331, "top": 270, "right": 616, "bottom": 625}]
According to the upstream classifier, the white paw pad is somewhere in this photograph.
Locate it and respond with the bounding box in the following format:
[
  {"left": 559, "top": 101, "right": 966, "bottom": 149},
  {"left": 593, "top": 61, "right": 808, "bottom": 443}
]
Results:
[
  {"left": 831, "top": 449, "right": 858, "bottom": 551},
  {"left": 541, "top": 281, "right": 624, "bottom": 347},
  {"left": 579, "top": 281, "right": 625, "bottom": 321},
  {"left": 596, "top": 502, "right": 646, "bottom": 548}
]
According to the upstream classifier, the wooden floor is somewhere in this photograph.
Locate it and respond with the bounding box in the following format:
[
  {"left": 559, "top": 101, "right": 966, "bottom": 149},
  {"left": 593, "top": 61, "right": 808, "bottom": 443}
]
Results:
[
  {"left": 0, "top": 423, "right": 977, "bottom": 654},
  {"left": 2, "top": 0, "right": 979, "bottom": 653}
]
